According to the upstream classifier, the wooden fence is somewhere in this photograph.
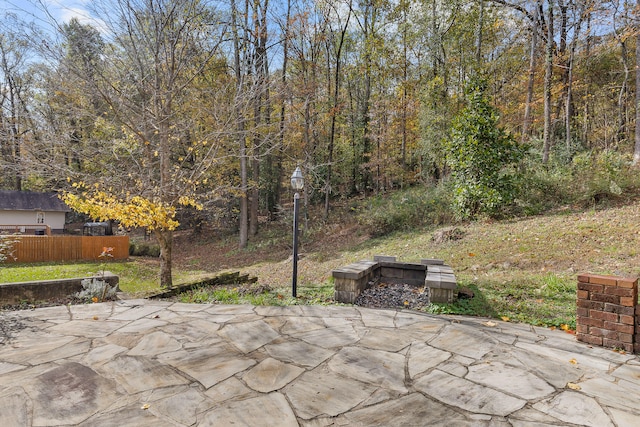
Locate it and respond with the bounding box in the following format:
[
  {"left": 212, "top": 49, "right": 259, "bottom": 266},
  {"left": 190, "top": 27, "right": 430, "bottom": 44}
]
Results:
[{"left": 2, "top": 235, "right": 129, "bottom": 263}]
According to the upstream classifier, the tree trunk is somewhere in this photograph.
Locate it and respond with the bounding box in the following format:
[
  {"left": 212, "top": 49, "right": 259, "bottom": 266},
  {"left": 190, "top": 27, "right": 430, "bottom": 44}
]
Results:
[
  {"left": 611, "top": 0, "right": 631, "bottom": 149},
  {"left": 522, "top": 2, "right": 539, "bottom": 142},
  {"left": 401, "top": 2, "right": 408, "bottom": 183},
  {"left": 156, "top": 229, "right": 173, "bottom": 288},
  {"left": 231, "top": 0, "right": 248, "bottom": 248},
  {"left": 565, "top": 4, "right": 583, "bottom": 149},
  {"left": 0, "top": 40, "right": 23, "bottom": 190},
  {"left": 475, "top": 0, "right": 484, "bottom": 66},
  {"left": 542, "top": 0, "right": 554, "bottom": 164},
  {"left": 553, "top": 0, "right": 568, "bottom": 123},
  {"left": 635, "top": 0, "right": 640, "bottom": 164},
  {"left": 274, "top": 0, "right": 291, "bottom": 219},
  {"left": 324, "top": 1, "right": 352, "bottom": 217},
  {"left": 583, "top": 11, "right": 592, "bottom": 146}
]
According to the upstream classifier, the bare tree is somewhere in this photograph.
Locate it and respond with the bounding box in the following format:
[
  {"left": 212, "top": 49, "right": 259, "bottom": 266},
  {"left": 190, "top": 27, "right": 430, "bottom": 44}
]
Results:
[
  {"left": 324, "top": 0, "right": 352, "bottom": 217},
  {"left": 542, "top": 0, "right": 554, "bottom": 163},
  {"left": 41, "top": 0, "right": 229, "bottom": 287},
  {"left": 633, "top": 0, "right": 640, "bottom": 164},
  {"left": 522, "top": 1, "right": 541, "bottom": 141},
  {"left": 0, "top": 17, "right": 33, "bottom": 190}
]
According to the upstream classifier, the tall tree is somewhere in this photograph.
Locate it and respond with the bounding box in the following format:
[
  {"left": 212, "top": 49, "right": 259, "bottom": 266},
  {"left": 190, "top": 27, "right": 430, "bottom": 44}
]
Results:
[
  {"left": 0, "top": 17, "right": 33, "bottom": 190},
  {"left": 522, "top": 1, "right": 541, "bottom": 141},
  {"left": 564, "top": 0, "right": 588, "bottom": 149},
  {"left": 48, "top": 0, "right": 229, "bottom": 287},
  {"left": 323, "top": 0, "right": 352, "bottom": 217},
  {"left": 230, "top": 0, "right": 249, "bottom": 248},
  {"left": 542, "top": 0, "right": 555, "bottom": 163},
  {"left": 633, "top": 0, "right": 640, "bottom": 164}
]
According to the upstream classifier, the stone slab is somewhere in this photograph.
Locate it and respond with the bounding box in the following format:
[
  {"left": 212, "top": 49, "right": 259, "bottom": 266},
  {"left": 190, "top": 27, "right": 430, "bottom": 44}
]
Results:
[
  {"left": 328, "top": 346, "right": 408, "bottom": 393},
  {"left": 373, "top": 255, "right": 397, "bottom": 262},
  {"left": 532, "top": 391, "right": 614, "bottom": 427},
  {"left": 340, "top": 393, "right": 469, "bottom": 425},
  {"left": 243, "top": 358, "right": 304, "bottom": 392},
  {"left": 98, "top": 356, "right": 190, "bottom": 394},
  {"left": 200, "top": 392, "right": 298, "bottom": 426},
  {"left": 265, "top": 340, "right": 334, "bottom": 368},
  {"left": 29, "top": 362, "right": 121, "bottom": 425},
  {"left": 218, "top": 319, "right": 280, "bottom": 353},
  {"left": 466, "top": 361, "right": 555, "bottom": 400},
  {"left": 421, "top": 258, "right": 445, "bottom": 265},
  {"left": 284, "top": 368, "right": 377, "bottom": 419},
  {"left": 296, "top": 324, "right": 361, "bottom": 348},
  {"left": 413, "top": 369, "right": 526, "bottom": 416},
  {"left": 407, "top": 341, "right": 452, "bottom": 378},
  {"left": 332, "top": 261, "right": 378, "bottom": 280}
]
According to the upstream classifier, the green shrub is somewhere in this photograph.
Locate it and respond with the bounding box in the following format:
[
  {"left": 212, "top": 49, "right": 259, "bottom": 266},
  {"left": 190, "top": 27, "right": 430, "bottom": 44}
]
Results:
[
  {"left": 357, "top": 185, "right": 454, "bottom": 237},
  {"left": 570, "top": 151, "right": 637, "bottom": 206},
  {"left": 129, "top": 241, "right": 161, "bottom": 257},
  {"left": 515, "top": 149, "right": 640, "bottom": 213},
  {"left": 445, "top": 78, "right": 525, "bottom": 220}
]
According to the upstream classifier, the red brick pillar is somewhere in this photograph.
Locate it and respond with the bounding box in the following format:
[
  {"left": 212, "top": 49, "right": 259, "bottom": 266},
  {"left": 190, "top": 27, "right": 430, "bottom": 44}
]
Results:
[
  {"left": 636, "top": 304, "right": 640, "bottom": 354},
  {"left": 576, "top": 274, "right": 638, "bottom": 353}
]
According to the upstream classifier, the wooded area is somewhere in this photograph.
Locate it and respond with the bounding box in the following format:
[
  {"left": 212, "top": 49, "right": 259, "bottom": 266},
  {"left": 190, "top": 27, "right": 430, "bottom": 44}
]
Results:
[{"left": 1, "top": 0, "right": 639, "bottom": 285}]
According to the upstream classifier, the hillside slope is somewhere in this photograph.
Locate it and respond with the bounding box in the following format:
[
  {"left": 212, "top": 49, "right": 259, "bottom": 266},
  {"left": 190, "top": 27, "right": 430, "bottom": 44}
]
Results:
[{"left": 173, "top": 200, "right": 640, "bottom": 327}]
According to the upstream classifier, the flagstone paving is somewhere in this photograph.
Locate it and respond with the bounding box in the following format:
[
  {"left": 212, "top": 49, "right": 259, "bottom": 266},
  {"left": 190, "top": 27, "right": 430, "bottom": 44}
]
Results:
[{"left": 1, "top": 300, "right": 640, "bottom": 426}]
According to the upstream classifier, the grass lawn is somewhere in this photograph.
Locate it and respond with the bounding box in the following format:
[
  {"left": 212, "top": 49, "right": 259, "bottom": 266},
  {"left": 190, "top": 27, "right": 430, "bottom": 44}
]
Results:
[
  {"left": 0, "top": 258, "right": 211, "bottom": 296},
  {"left": 3, "top": 200, "right": 640, "bottom": 331}
]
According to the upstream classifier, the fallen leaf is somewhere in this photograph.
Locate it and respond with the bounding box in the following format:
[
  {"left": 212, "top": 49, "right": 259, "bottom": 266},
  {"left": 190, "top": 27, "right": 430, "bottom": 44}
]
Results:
[
  {"left": 560, "top": 324, "right": 570, "bottom": 331},
  {"left": 403, "top": 300, "right": 409, "bottom": 306},
  {"left": 468, "top": 253, "right": 476, "bottom": 257},
  {"left": 569, "top": 358, "right": 578, "bottom": 365},
  {"left": 92, "top": 297, "right": 99, "bottom": 303},
  {"left": 93, "top": 316, "right": 99, "bottom": 320},
  {"left": 483, "top": 321, "right": 497, "bottom": 327},
  {"left": 500, "top": 316, "right": 510, "bottom": 322},
  {"left": 141, "top": 404, "right": 150, "bottom": 410},
  {"left": 567, "top": 382, "right": 581, "bottom": 390}
]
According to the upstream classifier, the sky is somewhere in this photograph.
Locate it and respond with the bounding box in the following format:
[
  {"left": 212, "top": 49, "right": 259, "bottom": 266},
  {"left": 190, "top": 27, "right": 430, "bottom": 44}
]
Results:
[{"left": 0, "top": 0, "right": 97, "bottom": 29}]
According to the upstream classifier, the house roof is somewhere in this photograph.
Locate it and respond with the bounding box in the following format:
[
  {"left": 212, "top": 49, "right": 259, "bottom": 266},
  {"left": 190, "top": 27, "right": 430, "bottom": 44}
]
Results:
[{"left": 0, "top": 191, "right": 70, "bottom": 212}]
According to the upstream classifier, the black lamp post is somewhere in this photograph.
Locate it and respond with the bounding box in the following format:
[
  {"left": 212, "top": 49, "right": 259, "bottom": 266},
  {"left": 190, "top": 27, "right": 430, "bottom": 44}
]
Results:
[{"left": 290, "top": 166, "right": 304, "bottom": 298}]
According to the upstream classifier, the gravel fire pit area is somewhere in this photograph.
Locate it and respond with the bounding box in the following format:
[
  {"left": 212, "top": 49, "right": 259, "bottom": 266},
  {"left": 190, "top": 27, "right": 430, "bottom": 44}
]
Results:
[
  {"left": 332, "top": 256, "right": 457, "bottom": 306},
  {"left": 354, "top": 282, "right": 431, "bottom": 309}
]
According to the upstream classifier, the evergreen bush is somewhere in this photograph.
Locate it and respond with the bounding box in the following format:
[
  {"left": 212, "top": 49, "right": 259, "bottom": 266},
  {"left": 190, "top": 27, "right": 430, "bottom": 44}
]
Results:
[{"left": 445, "top": 78, "right": 524, "bottom": 220}]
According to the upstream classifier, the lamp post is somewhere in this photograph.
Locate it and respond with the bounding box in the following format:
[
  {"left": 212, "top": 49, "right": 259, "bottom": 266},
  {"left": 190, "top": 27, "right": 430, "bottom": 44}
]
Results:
[{"left": 290, "top": 166, "right": 304, "bottom": 298}]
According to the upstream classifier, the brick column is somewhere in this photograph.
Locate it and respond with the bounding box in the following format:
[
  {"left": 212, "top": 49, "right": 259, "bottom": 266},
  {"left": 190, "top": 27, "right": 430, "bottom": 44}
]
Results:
[
  {"left": 576, "top": 274, "right": 638, "bottom": 353},
  {"left": 636, "top": 304, "right": 640, "bottom": 354}
]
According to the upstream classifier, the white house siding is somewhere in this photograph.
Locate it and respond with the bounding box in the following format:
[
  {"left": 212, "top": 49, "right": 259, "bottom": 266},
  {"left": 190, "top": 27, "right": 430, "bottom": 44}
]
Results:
[{"left": 0, "top": 211, "right": 66, "bottom": 232}]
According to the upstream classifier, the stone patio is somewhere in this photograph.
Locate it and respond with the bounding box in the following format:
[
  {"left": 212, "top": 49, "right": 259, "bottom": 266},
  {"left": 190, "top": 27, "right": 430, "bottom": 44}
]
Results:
[{"left": 1, "top": 300, "right": 639, "bottom": 426}]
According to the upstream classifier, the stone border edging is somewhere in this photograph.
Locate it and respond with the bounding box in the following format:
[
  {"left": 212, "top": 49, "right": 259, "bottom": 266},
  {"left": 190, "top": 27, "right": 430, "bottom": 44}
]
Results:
[{"left": 0, "top": 272, "right": 119, "bottom": 305}]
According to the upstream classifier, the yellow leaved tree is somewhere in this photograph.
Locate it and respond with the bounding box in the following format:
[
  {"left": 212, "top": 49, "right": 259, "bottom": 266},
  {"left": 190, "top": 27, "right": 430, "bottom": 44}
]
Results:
[
  {"left": 48, "top": 0, "right": 234, "bottom": 288},
  {"left": 62, "top": 186, "right": 200, "bottom": 288}
]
